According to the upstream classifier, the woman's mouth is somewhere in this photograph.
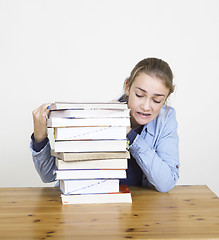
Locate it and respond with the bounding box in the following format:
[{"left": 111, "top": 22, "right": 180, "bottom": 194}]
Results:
[{"left": 137, "top": 112, "right": 151, "bottom": 118}]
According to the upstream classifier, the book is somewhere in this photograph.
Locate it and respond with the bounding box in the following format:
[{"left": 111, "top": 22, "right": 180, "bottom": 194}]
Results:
[
  {"left": 51, "top": 149, "right": 130, "bottom": 161},
  {"left": 47, "top": 117, "right": 130, "bottom": 128},
  {"left": 52, "top": 139, "right": 128, "bottom": 153},
  {"left": 55, "top": 158, "right": 128, "bottom": 170},
  {"left": 49, "top": 109, "right": 130, "bottom": 118},
  {"left": 61, "top": 185, "right": 132, "bottom": 204},
  {"left": 55, "top": 169, "right": 126, "bottom": 180},
  {"left": 53, "top": 126, "right": 127, "bottom": 140},
  {"left": 59, "top": 179, "right": 119, "bottom": 194},
  {"left": 50, "top": 102, "right": 128, "bottom": 110}
]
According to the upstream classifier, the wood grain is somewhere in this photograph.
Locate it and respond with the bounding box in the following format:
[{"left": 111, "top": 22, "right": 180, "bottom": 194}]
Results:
[{"left": 0, "top": 185, "right": 218, "bottom": 239}]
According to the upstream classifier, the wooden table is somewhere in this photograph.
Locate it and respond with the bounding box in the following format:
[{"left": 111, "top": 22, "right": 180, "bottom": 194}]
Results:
[{"left": 0, "top": 185, "right": 219, "bottom": 239}]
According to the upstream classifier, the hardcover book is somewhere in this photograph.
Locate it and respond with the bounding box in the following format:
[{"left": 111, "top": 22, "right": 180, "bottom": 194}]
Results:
[
  {"left": 51, "top": 150, "right": 130, "bottom": 161},
  {"left": 52, "top": 139, "right": 128, "bottom": 153},
  {"left": 53, "top": 126, "right": 127, "bottom": 140},
  {"left": 55, "top": 168, "right": 127, "bottom": 180},
  {"left": 50, "top": 102, "right": 128, "bottom": 110},
  {"left": 49, "top": 109, "right": 130, "bottom": 118},
  {"left": 61, "top": 185, "right": 132, "bottom": 204},
  {"left": 59, "top": 179, "right": 119, "bottom": 195},
  {"left": 47, "top": 117, "right": 130, "bottom": 128},
  {"left": 55, "top": 158, "right": 128, "bottom": 170}
]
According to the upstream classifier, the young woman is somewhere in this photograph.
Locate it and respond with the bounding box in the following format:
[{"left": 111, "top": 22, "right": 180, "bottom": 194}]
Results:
[{"left": 30, "top": 57, "right": 179, "bottom": 193}]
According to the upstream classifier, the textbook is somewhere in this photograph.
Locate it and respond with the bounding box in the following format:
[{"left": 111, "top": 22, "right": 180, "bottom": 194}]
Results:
[
  {"left": 50, "top": 102, "right": 128, "bottom": 110},
  {"left": 55, "top": 169, "right": 126, "bottom": 180},
  {"left": 53, "top": 139, "right": 128, "bottom": 153},
  {"left": 53, "top": 126, "right": 127, "bottom": 140},
  {"left": 55, "top": 158, "right": 128, "bottom": 170},
  {"left": 49, "top": 109, "right": 130, "bottom": 118},
  {"left": 47, "top": 117, "right": 130, "bottom": 128},
  {"left": 51, "top": 149, "right": 130, "bottom": 161},
  {"left": 61, "top": 185, "right": 132, "bottom": 204},
  {"left": 59, "top": 179, "right": 119, "bottom": 195}
]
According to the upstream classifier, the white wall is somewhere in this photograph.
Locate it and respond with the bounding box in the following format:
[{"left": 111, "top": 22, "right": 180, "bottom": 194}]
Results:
[{"left": 0, "top": 0, "right": 219, "bottom": 196}]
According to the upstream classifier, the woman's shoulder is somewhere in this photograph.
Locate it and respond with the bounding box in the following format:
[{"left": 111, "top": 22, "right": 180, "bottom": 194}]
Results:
[
  {"left": 157, "top": 105, "right": 178, "bottom": 130},
  {"left": 159, "top": 105, "right": 176, "bottom": 119},
  {"left": 146, "top": 106, "right": 177, "bottom": 135}
]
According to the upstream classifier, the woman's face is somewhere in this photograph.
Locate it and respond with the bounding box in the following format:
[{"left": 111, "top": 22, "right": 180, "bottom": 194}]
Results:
[{"left": 126, "top": 72, "right": 169, "bottom": 129}]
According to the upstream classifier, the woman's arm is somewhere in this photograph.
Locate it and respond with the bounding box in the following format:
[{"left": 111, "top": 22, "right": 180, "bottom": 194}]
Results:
[
  {"left": 30, "top": 103, "right": 56, "bottom": 183},
  {"left": 30, "top": 139, "right": 56, "bottom": 183},
  {"left": 129, "top": 108, "right": 179, "bottom": 192}
]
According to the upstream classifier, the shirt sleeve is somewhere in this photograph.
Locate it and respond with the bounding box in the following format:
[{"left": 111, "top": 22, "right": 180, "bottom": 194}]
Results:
[
  {"left": 30, "top": 138, "right": 56, "bottom": 183},
  {"left": 129, "top": 108, "right": 179, "bottom": 193},
  {"left": 31, "top": 133, "right": 49, "bottom": 152}
]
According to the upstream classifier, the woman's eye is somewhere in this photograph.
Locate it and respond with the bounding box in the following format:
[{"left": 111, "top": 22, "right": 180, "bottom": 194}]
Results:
[
  {"left": 153, "top": 99, "right": 161, "bottom": 104},
  {"left": 136, "top": 94, "right": 143, "bottom": 98}
]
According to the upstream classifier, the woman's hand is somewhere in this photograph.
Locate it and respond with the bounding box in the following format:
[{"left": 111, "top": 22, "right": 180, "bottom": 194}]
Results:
[{"left": 32, "top": 103, "right": 51, "bottom": 142}]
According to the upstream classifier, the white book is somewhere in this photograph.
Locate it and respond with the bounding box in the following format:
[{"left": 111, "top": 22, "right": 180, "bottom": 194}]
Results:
[
  {"left": 61, "top": 185, "right": 132, "bottom": 204},
  {"left": 55, "top": 158, "right": 128, "bottom": 170},
  {"left": 59, "top": 179, "right": 119, "bottom": 194},
  {"left": 50, "top": 102, "right": 128, "bottom": 110},
  {"left": 54, "top": 126, "right": 127, "bottom": 140},
  {"left": 51, "top": 149, "right": 130, "bottom": 161},
  {"left": 49, "top": 109, "right": 130, "bottom": 118},
  {"left": 47, "top": 117, "right": 130, "bottom": 128},
  {"left": 55, "top": 169, "right": 126, "bottom": 180},
  {"left": 53, "top": 139, "right": 128, "bottom": 153}
]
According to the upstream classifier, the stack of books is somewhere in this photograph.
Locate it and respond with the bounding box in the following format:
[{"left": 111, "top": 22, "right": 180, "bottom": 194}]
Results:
[{"left": 47, "top": 102, "right": 132, "bottom": 204}]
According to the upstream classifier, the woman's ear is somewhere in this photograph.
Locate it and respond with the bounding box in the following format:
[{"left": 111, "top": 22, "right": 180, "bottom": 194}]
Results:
[{"left": 124, "top": 79, "right": 130, "bottom": 96}]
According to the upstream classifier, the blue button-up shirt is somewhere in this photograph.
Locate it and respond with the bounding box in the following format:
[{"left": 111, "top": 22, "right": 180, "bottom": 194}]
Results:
[{"left": 126, "top": 105, "right": 179, "bottom": 192}]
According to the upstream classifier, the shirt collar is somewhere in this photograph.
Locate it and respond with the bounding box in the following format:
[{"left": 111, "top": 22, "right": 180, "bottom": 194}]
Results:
[{"left": 145, "top": 120, "right": 155, "bottom": 136}]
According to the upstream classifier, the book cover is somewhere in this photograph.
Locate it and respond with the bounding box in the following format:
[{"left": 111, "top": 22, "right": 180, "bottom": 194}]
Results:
[
  {"left": 59, "top": 179, "right": 119, "bottom": 194},
  {"left": 55, "top": 158, "right": 128, "bottom": 170},
  {"left": 47, "top": 117, "right": 130, "bottom": 128},
  {"left": 61, "top": 185, "right": 132, "bottom": 204},
  {"left": 53, "top": 139, "right": 128, "bottom": 153},
  {"left": 51, "top": 150, "right": 130, "bottom": 161},
  {"left": 50, "top": 102, "right": 128, "bottom": 110},
  {"left": 49, "top": 109, "right": 130, "bottom": 118},
  {"left": 55, "top": 169, "right": 127, "bottom": 180},
  {"left": 53, "top": 126, "right": 127, "bottom": 140}
]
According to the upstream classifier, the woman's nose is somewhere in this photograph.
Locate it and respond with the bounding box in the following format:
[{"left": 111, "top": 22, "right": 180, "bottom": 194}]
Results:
[{"left": 141, "top": 99, "right": 151, "bottom": 111}]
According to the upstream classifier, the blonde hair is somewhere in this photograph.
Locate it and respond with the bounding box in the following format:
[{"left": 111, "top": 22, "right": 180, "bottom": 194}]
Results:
[{"left": 125, "top": 58, "right": 175, "bottom": 97}]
